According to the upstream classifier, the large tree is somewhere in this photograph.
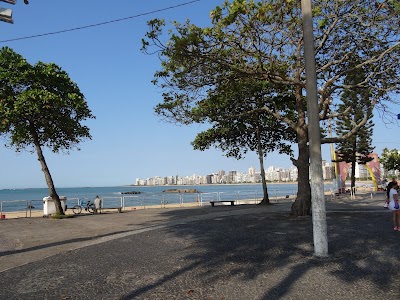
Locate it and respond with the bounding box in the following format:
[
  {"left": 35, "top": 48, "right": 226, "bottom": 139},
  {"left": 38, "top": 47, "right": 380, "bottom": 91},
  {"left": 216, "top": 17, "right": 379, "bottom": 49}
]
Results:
[
  {"left": 0, "top": 47, "right": 95, "bottom": 215},
  {"left": 190, "top": 80, "right": 296, "bottom": 204},
  {"left": 335, "top": 64, "right": 375, "bottom": 191},
  {"left": 142, "top": 0, "right": 400, "bottom": 216},
  {"left": 380, "top": 148, "right": 400, "bottom": 175}
]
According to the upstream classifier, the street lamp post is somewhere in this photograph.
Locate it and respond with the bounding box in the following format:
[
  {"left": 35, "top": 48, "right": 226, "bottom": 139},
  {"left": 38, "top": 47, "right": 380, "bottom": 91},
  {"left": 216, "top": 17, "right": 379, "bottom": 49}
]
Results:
[{"left": 301, "top": 0, "right": 329, "bottom": 257}]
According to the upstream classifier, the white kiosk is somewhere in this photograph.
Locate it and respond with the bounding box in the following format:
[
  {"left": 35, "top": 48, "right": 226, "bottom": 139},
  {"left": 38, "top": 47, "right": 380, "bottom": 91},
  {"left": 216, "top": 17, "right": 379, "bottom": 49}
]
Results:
[{"left": 43, "top": 196, "right": 67, "bottom": 216}]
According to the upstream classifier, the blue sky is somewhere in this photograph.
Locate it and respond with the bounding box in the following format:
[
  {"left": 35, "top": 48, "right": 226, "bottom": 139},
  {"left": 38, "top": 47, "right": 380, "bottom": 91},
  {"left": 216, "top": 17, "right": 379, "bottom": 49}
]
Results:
[{"left": 0, "top": 0, "right": 398, "bottom": 189}]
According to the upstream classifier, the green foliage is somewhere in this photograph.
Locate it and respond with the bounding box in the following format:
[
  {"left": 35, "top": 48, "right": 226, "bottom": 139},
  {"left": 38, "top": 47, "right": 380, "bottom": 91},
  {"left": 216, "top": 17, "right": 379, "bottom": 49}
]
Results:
[
  {"left": 0, "top": 47, "right": 94, "bottom": 215},
  {"left": 143, "top": 0, "right": 399, "bottom": 130},
  {"left": 335, "top": 61, "right": 375, "bottom": 166},
  {"left": 142, "top": 0, "right": 400, "bottom": 215},
  {"left": 191, "top": 79, "right": 296, "bottom": 160},
  {"left": 386, "top": 0, "right": 400, "bottom": 13},
  {"left": 0, "top": 47, "right": 95, "bottom": 153},
  {"left": 380, "top": 148, "right": 400, "bottom": 172}
]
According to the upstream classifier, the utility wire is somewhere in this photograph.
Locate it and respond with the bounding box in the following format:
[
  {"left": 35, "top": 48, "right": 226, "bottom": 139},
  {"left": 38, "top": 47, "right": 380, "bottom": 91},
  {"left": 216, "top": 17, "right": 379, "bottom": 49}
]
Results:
[{"left": 0, "top": 0, "right": 200, "bottom": 44}]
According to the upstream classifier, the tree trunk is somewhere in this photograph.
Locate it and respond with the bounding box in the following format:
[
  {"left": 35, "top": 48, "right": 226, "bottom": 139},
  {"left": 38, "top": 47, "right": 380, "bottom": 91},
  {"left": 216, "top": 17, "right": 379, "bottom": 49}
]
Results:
[
  {"left": 291, "top": 135, "right": 311, "bottom": 216},
  {"left": 350, "top": 159, "right": 356, "bottom": 194},
  {"left": 350, "top": 139, "right": 357, "bottom": 194},
  {"left": 257, "top": 128, "right": 270, "bottom": 205},
  {"left": 291, "top": 89, "right": 311, "bottom": 216},
  {"left": 31, "top": 127, "right": 64, "bottom": 215}
]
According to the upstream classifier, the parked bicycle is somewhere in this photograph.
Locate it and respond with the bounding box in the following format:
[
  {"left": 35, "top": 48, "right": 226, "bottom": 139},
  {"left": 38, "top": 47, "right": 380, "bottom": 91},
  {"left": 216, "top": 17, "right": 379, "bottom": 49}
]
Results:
[{"left": 72, "top": 200, "right": 95, "bottom": 214}]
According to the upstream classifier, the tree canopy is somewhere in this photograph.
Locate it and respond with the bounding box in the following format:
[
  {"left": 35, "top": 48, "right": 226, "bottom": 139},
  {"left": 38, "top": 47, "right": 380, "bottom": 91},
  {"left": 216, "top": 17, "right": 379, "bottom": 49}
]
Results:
[
  {"left": 335, "top": 62, "right": 375, "bottom": 189},
  {"left": 0, "top": 47, "right": 94, "bottom": 153},
  {"left": 191, "top": 79, "right": 296, "bottom": 204},
  {"left": 142, "top": 0, "right": 400, "bottom": 216},
  {"left": 0, "top": 47, "right": 95, "bottom": 214},
  {"left": 380, "top": 148, "right": 400, "bottom": 173},
  {"left": 191, "top": 79, "right": 295, "bottom": 159}
]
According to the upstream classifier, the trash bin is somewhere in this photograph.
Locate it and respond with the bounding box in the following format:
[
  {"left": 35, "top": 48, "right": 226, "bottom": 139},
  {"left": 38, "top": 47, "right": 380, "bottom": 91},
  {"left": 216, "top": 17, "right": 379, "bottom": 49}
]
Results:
[{"left": 43, "top": 196, "right": 67, "bottom": 216}]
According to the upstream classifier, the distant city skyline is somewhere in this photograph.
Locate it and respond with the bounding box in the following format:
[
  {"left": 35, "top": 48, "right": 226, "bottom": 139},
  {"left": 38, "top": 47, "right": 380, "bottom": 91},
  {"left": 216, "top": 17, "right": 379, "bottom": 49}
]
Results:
[
  {"left": 135, "top": 161, "right": 337, "bottom": 186},
  {"left": 134, "top": 158, "right": 394, "bottom": 187}
]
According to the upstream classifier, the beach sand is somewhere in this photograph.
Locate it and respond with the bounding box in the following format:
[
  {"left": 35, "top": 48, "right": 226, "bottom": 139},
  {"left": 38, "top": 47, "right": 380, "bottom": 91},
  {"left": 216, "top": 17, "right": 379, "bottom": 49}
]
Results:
[
  {"left": 1, "top": 197, "right": 275, "bottom": 219},
  {"left": 0, "top": 201, "right": 204, "bottom": 219},
  {"left": 0, "top": 186, "right": 377, "bottom": 220}
]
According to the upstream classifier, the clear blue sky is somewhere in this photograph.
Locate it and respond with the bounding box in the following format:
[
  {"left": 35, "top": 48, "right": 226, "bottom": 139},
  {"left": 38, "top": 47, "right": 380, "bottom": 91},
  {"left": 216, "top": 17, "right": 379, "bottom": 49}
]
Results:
[{"left": 0, "top": 0, "right": 398, "bottom": 189}]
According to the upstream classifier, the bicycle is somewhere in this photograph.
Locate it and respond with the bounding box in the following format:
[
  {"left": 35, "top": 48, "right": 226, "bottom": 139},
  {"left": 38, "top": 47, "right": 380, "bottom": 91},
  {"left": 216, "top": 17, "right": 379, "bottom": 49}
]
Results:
[{"left": 72, "top": 200, "right": 95, "bottom": 214}]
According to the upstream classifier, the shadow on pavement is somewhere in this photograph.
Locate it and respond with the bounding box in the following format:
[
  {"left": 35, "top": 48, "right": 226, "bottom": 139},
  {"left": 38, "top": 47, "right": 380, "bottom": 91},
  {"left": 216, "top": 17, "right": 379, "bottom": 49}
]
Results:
[
  {"left": 0, "top": 230, "right": 132, "bottom": 257},
  {"left": 120, "top": 204, "right": 399, "bottom": 299},
  {"left": 0, "top": 196, "right": 398, "bottom": 299}
]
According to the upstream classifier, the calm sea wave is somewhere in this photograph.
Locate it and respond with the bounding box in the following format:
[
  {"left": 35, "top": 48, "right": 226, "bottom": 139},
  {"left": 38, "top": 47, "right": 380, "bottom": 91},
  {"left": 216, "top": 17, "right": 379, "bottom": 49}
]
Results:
[{"left": 0, "top": 183, "right": 332, "bottom": 213}]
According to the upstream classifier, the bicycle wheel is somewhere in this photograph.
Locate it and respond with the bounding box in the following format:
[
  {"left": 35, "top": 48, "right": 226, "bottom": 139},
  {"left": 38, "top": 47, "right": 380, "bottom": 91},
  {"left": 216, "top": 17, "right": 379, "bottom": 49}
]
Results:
[
  {"left": 87, "top": 204, "right": 94, "bottom": 214},
  {"left": 72, "top": 205, "right": 82, "bottom": 214}
]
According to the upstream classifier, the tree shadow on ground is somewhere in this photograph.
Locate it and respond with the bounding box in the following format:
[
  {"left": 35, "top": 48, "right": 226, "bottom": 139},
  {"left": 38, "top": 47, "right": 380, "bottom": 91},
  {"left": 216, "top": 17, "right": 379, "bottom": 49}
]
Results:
[
  {"left": 120, "top": 204, "right": 400, "bottom": 299},
  {"left": 0, "top": 229, "right": 132, "bottom": 257}
]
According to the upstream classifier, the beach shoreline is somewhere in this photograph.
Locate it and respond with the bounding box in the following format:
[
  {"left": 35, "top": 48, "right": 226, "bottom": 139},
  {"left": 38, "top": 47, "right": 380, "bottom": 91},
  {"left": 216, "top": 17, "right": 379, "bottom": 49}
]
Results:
[
  {"left": 0, "top": 181, "right": 380, "bottom": 220},
  {"left": 1, "top": 197, "right": 297, "bottom": 219}
]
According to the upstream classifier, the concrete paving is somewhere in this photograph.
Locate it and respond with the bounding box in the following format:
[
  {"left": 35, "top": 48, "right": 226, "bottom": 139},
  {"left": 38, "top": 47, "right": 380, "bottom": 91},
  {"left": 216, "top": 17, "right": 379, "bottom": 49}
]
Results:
[{"left": 0, "top": 192, "right": 399, "bottom": 299}]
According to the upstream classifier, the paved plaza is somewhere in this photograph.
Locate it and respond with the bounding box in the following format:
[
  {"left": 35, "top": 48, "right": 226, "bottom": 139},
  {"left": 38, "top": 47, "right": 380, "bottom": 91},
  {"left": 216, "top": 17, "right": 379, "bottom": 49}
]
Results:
[{"left": 0, "top": 192, "right": 399, "bottom": 299}]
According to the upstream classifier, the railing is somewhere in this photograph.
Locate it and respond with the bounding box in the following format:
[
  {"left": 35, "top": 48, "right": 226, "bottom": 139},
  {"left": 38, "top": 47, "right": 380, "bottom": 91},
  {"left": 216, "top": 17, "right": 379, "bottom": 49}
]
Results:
[
  {"left": 199, "top": 192, "right": 220, "bottom": 206},
  {"left": 0, "top": 199, "right": 43, "bottom": 218},
  {"left": 66, "top": 197, "right": 80, "bottom": 207},
  {"left": 268, "top": 189, "right": 298, "bottom": 202},
  {"left": 101, "top": 196, "right": 123, "bottom": 209},
  {"left": 0, "top": 188, "right": 300, "bottom": 219},
  {"left": 139, "top": 193, "right": 183, "bottom": 208},
  {"left": 121, "top": 195, "right": 141, "bottom": 210},
  {"left": 181, "top": 193, "right": 200, "bottom": 207}
]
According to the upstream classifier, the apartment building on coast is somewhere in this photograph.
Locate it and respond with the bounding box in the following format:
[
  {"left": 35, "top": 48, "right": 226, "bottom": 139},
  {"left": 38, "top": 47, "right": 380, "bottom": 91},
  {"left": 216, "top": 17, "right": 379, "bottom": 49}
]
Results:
[
  {"left": 135, "top": 162, "right": 337, "bottom": 186},
  {"left": 134, "top": 156, "right": 394, "bottom": 187}
]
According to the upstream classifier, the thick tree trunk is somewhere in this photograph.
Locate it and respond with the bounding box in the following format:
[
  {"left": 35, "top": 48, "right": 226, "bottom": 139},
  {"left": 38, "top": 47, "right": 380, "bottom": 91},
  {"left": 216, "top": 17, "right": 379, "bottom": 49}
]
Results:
[
  {"left": 291, "top": 89, "right": 311, "bottom": 216},
  {"left": 291, "top": 135, "right": 311, "bottom": 216},
  {"left": 257, "top": 129, "right": 270, "bottom": 205},
  {"left": 31, "top": 127, "right": 64, "bottom": 215}
]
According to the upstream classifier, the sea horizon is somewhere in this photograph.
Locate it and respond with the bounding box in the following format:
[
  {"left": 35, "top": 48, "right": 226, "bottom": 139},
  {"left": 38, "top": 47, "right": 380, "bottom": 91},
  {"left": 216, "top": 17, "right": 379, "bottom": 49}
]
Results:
[
  {"left": 0, "top": 180, "right": 378, "bottom": 214},
  {"left": 0, "top": 183, "right": 304, "bottom": 212},
  {"left": 0, "top": 181, "right": 301, "bottom": 191}
]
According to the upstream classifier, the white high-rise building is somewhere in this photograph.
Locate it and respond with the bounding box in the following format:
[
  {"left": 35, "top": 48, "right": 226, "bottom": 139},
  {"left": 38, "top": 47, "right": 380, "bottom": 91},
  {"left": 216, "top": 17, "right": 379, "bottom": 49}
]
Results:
[
  {"left": 289, "top": 167, "right": 298, "bottom": 182},
  {"left": 355, "top": 163, "right": 369, "bottom": 179},
  {"left": 322, "top": 161, "right": 334, "bottom": 180},
  {"left": 248, "top": 166, "right": 256, "bottom": 176}
]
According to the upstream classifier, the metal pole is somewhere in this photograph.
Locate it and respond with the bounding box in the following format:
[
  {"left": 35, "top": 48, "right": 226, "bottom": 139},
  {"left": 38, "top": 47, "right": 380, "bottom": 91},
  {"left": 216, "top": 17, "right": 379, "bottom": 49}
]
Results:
[{"left": 301, "top": 0, "right": 329, "bottom": 257}]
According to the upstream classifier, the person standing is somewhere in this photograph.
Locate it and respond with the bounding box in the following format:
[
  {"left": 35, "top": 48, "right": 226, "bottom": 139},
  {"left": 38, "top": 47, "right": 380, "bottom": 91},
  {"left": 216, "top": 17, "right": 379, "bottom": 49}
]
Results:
[
  {"left": 385, "top": 178, "right": 397, "bottom": 208},
  {"left": 388, "top": 182, "right": 400, "bottom": 230},
  {"left": 94, "top": 195, "right": 102, "bottom": 214}
]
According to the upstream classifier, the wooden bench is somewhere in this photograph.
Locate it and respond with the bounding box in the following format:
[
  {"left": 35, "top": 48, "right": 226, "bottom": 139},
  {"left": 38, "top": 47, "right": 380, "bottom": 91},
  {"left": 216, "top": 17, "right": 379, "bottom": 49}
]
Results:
[
  {"left": 95, "top": 207, "right": 122, "bottom": 214},
  {"left": 210, "top": 200, "right": 235, "bottom": 207}
]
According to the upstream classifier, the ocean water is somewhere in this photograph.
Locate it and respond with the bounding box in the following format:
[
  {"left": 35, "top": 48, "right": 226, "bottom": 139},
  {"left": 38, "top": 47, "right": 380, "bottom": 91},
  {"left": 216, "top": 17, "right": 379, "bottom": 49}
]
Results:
[{"left": 0, "top": 183, "right": 331, "bottom": 213}]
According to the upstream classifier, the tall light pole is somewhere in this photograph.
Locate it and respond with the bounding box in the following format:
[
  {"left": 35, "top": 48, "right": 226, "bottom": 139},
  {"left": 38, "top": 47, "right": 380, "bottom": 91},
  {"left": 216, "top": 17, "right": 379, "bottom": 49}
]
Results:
[{"left": 301, "top": 0, "right": 329, "bottom": 257}]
